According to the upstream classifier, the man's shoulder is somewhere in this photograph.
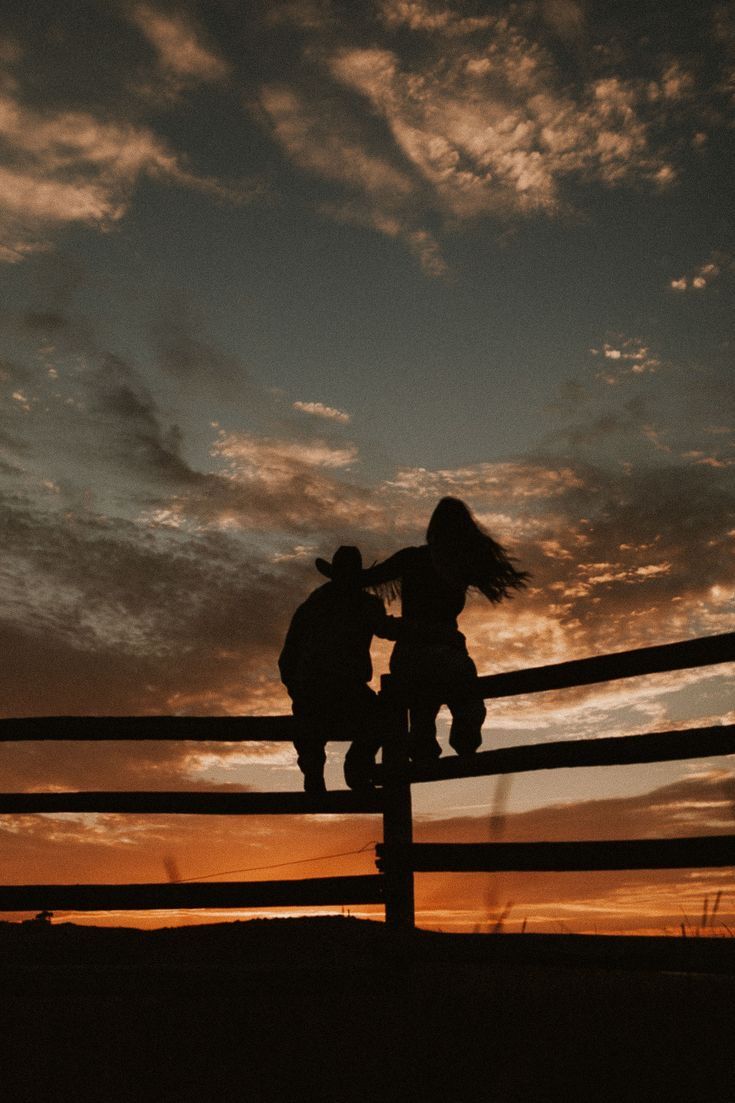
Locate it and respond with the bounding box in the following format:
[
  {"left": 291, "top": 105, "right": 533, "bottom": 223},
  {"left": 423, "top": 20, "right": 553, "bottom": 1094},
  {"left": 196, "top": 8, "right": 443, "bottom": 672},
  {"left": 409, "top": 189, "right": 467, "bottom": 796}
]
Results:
[{"left": 292, "top": 583, "right": 332, "bottom": 616}]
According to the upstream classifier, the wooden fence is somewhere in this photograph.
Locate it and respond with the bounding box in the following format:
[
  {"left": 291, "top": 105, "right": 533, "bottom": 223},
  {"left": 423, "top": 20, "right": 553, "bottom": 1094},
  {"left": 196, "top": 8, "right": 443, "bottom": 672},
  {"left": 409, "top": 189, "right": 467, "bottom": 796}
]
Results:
[{"left": 0, "top": 631, "right": 733, "bottom": 929}]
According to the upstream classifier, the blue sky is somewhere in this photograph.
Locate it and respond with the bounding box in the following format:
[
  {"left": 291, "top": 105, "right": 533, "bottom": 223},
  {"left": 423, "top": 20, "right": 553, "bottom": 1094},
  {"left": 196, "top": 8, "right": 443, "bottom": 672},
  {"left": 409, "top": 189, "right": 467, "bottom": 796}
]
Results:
[{"left": 0, "top": 0, "right": 733, "bottom": 930}]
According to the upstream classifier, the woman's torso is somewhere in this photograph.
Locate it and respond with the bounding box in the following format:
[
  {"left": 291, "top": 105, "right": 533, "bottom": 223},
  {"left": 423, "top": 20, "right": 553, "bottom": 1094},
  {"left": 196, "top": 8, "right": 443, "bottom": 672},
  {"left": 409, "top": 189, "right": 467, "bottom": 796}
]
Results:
[{"left": 398, "top": 545, "right": 466, "bottom": 626}]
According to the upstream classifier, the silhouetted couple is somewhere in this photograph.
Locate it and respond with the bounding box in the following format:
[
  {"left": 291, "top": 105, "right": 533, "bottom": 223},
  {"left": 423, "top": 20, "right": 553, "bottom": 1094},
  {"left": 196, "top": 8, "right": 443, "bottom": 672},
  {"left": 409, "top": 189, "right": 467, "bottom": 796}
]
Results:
[{"left": 279, "top": 497, "right": 529, "bottom": 793}]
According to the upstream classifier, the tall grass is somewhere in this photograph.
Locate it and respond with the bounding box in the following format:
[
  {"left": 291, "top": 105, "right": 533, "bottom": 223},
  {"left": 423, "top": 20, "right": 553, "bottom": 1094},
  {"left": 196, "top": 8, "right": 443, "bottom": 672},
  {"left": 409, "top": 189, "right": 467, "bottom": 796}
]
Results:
[{"left": 678, "top": 891, "right": 732, "bottom": 937}]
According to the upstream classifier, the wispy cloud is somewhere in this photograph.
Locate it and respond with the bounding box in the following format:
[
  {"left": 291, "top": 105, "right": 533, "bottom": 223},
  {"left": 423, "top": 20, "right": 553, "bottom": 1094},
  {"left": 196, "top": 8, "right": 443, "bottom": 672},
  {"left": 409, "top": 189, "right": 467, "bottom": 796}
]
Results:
[
  {"left": 292, "top": 400, "right": 352, "bottom": 424},
  {"left": 130, "top": 5, "right": 230, "bottom": 85},
  {"left": 254, "top": 1, "right": 697, "bottom": 273},
  {"left": 213, "top": 431, "right": 358, "bottom": 474},
  {"left": 0, "top": 71, "right": 252, "bottom": 262},
  {"left": 259, "top": 83, "right": 447, "bottom": 275}
]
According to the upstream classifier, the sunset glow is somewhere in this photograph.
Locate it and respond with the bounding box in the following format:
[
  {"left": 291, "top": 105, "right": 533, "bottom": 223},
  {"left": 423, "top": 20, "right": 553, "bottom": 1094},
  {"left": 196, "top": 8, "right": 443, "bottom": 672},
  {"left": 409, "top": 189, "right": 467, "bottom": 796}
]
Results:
[{"left": 0, "top": 0, "right": 733, "bottom": 934}]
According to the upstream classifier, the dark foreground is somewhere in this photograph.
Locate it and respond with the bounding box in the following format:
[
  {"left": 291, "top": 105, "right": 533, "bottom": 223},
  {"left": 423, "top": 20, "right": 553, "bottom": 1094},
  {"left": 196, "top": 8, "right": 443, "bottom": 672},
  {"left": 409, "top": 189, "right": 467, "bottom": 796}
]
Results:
[{"left": 2, "top": 917, "right": 733, "bottom": 1102}]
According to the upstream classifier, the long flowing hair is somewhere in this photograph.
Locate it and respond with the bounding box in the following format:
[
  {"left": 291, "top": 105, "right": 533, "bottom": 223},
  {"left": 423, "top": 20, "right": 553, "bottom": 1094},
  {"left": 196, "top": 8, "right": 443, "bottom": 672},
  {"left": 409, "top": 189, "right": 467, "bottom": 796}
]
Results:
[{"left": 427, "top": 497, "right": 530, "bottom": 603}]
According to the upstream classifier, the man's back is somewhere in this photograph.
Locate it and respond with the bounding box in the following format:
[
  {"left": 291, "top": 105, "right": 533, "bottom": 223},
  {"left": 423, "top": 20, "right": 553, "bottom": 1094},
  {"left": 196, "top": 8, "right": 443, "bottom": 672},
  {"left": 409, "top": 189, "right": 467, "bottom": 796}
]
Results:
[
  {"left": 279, "top": 582, "right": 398, "bottom": 694},
  {"left": 279, "top": 545, "right": 401, "bottom": 792}
]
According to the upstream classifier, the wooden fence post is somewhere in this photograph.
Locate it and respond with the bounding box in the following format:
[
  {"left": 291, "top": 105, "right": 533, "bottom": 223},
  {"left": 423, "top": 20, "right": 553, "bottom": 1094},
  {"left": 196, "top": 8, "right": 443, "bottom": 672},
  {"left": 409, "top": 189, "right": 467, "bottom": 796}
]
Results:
[{"left": 379, "top": 674, "right": 415, "bottom": 930}]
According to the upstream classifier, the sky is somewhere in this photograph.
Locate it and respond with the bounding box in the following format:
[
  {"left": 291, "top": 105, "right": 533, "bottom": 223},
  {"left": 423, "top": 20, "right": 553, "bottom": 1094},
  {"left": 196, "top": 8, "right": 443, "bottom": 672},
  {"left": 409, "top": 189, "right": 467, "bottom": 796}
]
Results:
[{"left": 0, "top": 0, "right": 733, "bottom": 934}]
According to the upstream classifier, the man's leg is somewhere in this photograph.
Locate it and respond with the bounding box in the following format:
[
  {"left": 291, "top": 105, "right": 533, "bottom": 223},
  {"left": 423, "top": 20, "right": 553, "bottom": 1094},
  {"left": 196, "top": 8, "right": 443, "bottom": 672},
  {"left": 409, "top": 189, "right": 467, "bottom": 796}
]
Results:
[{"left": 292, "top": 699, "right": 327, "bottom": 792}]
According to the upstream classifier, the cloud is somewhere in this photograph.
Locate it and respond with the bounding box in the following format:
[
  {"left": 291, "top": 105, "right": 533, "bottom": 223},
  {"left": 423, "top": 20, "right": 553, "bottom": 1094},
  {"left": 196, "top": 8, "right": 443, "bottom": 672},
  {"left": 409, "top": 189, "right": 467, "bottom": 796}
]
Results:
[
  {"left": 425, "top": 771, "right": 735, "bottom": 844},
  {"left": 0, "top": 492, "right": 301, "bottom": 717},
  {"left": 130, "top": 5, "right": 230, "bottom": 85},
  {"left": 150, "top": 304, "right": 273, "bottom": 416},
  {"left": 250, "top": 2, "right": 693, "bottom": 273},
  {"left": 540, "top": 0, "right": 586, "bottom": 42},
  {"left": 260, "top": 84, "right": 413, "bottom": 197},
  {"left": 0, "top": 79, "right": 254, "bottom": 262},
  {"left": 84, "top": 355, "right": 198, "bottom": 486},
  {"left": 250, "top": 1, "right": 719, "bottom": 272},
  {"left": 713, "top": 3, "right": 735, "bottom": 105},
  {"left": 669, "top": 257, "right": 725, "bottom": 292},
  {"left": 386, "top": 461, "right": 585, "bottom": 500},
  {"left": 327, "top": 34, "right": 677, "bottom": 222},
  {"left": 2, "top": 302, "right": 733, "bottom": 741},
  {"left": 213, "top": 431, "right": 358, "bottom": 474},
  {"left": 590, "top": 338, "right": 662, "bottom": 383},
  {"left": 265, "top": 1, "right": 336, "bottom": 32},
  {"left": 258, "top": 83, "right": 447, "bottom": 274},
  {"left": 292, "top": 401, "right": 352, "bottom": 424},
  {"left": 377, "top": 1, "right": 496, "bottom": 35}
]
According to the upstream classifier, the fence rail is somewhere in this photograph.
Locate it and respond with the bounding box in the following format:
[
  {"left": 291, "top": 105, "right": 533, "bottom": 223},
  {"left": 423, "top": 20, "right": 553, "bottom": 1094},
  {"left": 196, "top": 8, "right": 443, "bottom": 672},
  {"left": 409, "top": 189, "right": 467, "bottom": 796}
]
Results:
[
  {"left": 0, "top": 791, "right": 383, "bottom": 815},
  {"left": 1, "top": 630, "right": 733, "bottom": 929},
  {"left": 380, "top": 836, "right": 735, "bottom": 873},
  {"left": 0, "top": 875, "right": 383, "bottom": 912},
  {"left": 398, "top": 724, "right": 735, "bottom": 784},
  {"left": 476, "top": 631, "right": 735, "bottom": 699},
  {"left": 0, "top": 715, "right": 295, "bottom": 742}
]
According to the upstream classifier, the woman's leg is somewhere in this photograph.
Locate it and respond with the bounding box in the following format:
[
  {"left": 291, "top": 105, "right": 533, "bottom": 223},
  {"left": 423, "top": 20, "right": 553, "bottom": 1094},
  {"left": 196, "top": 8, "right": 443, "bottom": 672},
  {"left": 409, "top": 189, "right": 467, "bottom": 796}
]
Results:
[
  {"left": 343, "top": 686, "right": 384, "bottom": 790},
  {"left": 444, "top": 651, "right": 486, "bottom": 755},
  {"left": 408, "top": 702, "right": 443, "bottom": 765},
  {"left": 390, "top": 642, "right": 442, "bottom": 764}
]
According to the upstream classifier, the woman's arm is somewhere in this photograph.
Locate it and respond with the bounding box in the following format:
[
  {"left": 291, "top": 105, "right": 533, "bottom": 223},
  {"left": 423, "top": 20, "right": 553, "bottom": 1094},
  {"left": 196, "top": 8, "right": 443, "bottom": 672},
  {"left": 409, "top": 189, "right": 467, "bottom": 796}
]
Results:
[{"left": 361, "top": 546, "right": 417, "bottom": 587}]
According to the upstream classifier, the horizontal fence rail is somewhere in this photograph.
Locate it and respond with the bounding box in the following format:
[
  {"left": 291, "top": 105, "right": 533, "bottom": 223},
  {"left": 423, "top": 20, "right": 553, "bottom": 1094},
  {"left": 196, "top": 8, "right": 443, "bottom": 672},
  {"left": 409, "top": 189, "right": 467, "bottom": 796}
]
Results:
[
  {"left": 0, "top": 715, "right": 295, "bottom": 742},
  {"left": 0, "top": 875, "right": 384, "bottom": 912},
  {"left": 0, "top": 791, "right": 383, "bottom": 815},
  {"left": 476, "top": 631, "right": 735, "bottom": 700},
  {"left": 380, "top": 836, "right": 735, "bottom": 873},
  {"left": 397, "top": 724, "right": 735, "bottom": 784}
]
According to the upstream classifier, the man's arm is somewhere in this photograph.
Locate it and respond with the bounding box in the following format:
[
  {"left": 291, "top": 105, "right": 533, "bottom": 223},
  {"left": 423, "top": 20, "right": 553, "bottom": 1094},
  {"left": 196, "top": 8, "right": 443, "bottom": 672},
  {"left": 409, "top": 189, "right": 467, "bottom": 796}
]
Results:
[{"left": 366, "top": 596, "right": 403, "bottom": 641}]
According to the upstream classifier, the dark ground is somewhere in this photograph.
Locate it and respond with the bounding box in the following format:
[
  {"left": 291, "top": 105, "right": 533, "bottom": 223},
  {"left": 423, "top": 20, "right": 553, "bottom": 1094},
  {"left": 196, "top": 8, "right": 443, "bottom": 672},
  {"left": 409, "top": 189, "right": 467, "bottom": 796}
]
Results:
[{"left": 1, "top": 917, "right": 733, "bottom": 1102}]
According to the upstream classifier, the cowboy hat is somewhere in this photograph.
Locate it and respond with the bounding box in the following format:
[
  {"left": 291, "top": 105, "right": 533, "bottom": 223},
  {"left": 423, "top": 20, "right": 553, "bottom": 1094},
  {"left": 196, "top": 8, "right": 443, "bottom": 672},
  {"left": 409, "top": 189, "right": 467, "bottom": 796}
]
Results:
[{"left": 315, "top": 545, "right": 363, "bottom": 582}]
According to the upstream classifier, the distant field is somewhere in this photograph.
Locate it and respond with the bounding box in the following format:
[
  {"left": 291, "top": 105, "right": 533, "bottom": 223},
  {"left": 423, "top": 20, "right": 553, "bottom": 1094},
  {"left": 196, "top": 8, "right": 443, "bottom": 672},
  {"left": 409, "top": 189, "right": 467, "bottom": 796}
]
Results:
[{"left": 2, "top": 917, "right": 733, "bottom": 1102}]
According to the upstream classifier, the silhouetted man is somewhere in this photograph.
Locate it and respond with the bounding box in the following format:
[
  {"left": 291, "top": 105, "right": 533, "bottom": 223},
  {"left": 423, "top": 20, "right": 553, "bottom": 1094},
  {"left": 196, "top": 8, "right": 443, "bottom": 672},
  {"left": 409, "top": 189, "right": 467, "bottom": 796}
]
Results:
[{"left": 279, "top": 546, "right": 402, "bottom": 793}]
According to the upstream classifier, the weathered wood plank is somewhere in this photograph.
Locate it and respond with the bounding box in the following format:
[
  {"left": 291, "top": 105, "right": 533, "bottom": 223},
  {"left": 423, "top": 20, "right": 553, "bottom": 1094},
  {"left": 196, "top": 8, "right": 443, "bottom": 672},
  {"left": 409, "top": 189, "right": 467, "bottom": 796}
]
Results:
[
  {"left": 396, "top": 835, "right": 735, "bottom": 873},
  {"left": 0, "top": 715, "right": 296, "bottom": 742},
  {"left": 476, "top": 631, "right": 735, "bottom": 700},
  {"left": 0, "top": 790, "right": 384, "bottom": 815},
  {"left": 0, "top": 875, "right": 384, "bottom": 911},
  {"left": 393, "top": 724, "right": 735, "bottom": 784}
]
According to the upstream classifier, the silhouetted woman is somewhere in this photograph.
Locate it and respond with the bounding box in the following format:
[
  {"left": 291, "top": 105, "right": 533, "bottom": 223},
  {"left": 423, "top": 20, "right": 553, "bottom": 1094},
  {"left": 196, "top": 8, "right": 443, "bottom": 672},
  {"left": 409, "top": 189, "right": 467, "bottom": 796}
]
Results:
[{"left": 362, "top": 497, "right": 529, "bottom": 765}]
